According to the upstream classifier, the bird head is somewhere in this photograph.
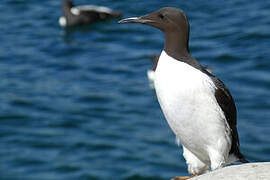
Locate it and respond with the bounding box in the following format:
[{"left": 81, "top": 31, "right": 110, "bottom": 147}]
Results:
[
  {"left": 118, "top": 7, "right": 189, "bottom": 35},
  {"left": 62, "top": 0, "right": 74, "bottom": 10},
  {"left": 119, "top": 7, "right": 190, "bottom": 55}
]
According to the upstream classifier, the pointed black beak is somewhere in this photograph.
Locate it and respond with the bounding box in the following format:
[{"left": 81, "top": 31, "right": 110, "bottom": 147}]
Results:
[
  {"left": 118, "top": 16, "right": 154, "bottom": 24},
  {"left": 118, "top": 12, "right": 162, "bottom": 31}
]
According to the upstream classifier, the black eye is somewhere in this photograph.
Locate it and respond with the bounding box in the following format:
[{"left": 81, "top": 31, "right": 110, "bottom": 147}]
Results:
[{"left": 158, "top": 13, "right": 164, "bottom": 19}]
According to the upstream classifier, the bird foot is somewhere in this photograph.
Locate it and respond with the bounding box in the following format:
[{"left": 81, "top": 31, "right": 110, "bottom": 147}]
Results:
[
  {"left": 171, "top": 174, "right": 197, "bottom": 180},
  {"left": 171, "top": 176, "right": 191, "bottom": 180}
]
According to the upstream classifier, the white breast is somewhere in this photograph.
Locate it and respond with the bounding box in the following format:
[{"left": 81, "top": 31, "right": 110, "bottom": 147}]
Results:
[
  {"left": 154, "top": 51, "right": 231, "bottom": 163},
  {"left": 58, "top": 16, "right": 67, "bottom": 27}
]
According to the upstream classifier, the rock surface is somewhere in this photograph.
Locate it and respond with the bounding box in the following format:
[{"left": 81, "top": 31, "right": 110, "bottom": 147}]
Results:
[{"left": 191, "top": 162, "right": 270, "bottom": 180}]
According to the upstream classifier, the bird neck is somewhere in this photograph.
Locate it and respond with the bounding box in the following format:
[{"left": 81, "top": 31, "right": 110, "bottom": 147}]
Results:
[
  {"left": 164, "top": 31, "right": 190, "bottom": 59},
  {"left": 163, "top": 31, "right": 203, "bottom": 70}
]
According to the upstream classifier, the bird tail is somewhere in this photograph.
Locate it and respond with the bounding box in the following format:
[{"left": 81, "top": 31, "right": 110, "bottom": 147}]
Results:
[
  {"left": 229, "top": 152, "right": 249, "bottom": 164},
  {"left": 238, "top": 152, "right": 249, "bottom": 163}
]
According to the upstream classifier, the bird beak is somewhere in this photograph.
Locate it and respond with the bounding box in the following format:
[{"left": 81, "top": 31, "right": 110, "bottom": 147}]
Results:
[{"left": 118, "top": 15, "right": 154, "bottom": 24}]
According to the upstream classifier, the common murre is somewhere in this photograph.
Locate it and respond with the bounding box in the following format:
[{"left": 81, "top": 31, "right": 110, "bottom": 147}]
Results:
[
  {"left": 119, "top": 7, "right": 247, "bottom": 179},
  {"left": 59, "top": 0, "right": 122, "bottom": 27}
]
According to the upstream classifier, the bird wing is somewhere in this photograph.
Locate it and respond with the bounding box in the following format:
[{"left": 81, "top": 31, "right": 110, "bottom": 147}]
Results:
[
  {"left": 206, "top": 71, "right": 241, "bottom": 156},
  {"left": 71, "top": 5, "right": 113, "bottom": 15}
]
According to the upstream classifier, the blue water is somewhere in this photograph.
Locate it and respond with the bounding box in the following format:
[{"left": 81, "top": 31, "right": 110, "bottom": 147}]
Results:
[{"left": 1, "top": 0, "right": 270, "bottom": 179}]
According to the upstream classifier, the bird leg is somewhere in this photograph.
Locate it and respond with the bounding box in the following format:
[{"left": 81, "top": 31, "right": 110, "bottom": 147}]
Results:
[{"left": 171, "top": 173, "right": 198, "bottom": 180}]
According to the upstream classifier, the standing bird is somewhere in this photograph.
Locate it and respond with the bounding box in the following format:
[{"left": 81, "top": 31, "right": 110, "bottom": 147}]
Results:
[
  {"left": 59, "top": 0, "right": 122, "bottom": 27},
  {"left": 119, "top": 7, "right": 247, "bottom": 179}
]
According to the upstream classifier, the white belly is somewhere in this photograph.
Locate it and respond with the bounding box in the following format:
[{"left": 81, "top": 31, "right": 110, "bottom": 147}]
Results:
[{"left": 154, "top": 51, "right": 231, "bottom": 163}]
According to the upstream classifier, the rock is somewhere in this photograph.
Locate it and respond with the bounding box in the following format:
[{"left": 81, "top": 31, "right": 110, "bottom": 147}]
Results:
[{"left": 191, "top": 162, "right": 270, "bottom": 180}]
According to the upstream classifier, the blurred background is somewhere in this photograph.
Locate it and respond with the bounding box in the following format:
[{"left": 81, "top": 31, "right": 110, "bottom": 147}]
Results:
[{"left": 0, "top": 0, "right": 270, "bottom": 179}]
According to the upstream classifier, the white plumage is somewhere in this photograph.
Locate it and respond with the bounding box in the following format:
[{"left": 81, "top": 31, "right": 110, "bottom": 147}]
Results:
[
  {"left": 58, "top": 16, "right": 67, "bottom": 27},
  {"left": 147, "top": 69, "right": 155, "bottom": 88}
]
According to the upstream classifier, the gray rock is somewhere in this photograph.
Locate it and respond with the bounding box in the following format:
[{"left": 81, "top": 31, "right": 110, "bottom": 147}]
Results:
[{"left": 191, "top": 162, "right": 270, "bottom": 180}]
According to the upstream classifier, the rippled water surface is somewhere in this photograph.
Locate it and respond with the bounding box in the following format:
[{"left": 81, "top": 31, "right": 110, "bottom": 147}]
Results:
[{"left": 1, "top": 0, "right": 270, "bottom": 179}]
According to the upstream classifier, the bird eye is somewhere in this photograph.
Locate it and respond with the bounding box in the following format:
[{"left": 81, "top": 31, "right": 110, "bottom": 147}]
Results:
[{"left": 158, "top": 13, "right": 164, "bottom": 19}]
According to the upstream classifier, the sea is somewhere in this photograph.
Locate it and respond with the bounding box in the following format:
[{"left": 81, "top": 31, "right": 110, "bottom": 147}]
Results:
[{"left": 0, "top": 0, "right": 270, "bottom": 179}]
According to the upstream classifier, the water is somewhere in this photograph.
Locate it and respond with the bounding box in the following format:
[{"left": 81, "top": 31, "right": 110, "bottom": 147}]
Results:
[{"left": 0, "top": 0, "right": 270, "bottom": 179}]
